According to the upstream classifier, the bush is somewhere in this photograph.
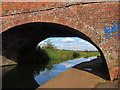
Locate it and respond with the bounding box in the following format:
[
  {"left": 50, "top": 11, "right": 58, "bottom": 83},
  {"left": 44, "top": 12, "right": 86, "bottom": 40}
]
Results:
[
  {"left": 73, "top": 52, "right": 80, "bottom": 58},
  {"left": 84, "top": 50, "right": 89, "bottom": 53}
]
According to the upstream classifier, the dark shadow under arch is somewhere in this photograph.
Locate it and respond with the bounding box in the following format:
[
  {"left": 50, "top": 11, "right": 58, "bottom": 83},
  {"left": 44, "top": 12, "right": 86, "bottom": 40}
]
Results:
[{"left": 1, "top": 22, "right": 110, "bottom": 80}]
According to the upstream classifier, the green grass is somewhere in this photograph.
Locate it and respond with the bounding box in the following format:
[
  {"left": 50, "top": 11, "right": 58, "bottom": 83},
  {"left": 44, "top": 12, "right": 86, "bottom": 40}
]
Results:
[{"left": 42, "top": 49, "right": 100, "bottom": 65}]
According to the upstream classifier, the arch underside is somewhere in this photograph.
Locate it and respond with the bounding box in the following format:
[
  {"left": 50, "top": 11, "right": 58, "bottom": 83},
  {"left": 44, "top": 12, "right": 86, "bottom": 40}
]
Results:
[{"left": 1, "top": 22, "right": 110, "bottom": 80}]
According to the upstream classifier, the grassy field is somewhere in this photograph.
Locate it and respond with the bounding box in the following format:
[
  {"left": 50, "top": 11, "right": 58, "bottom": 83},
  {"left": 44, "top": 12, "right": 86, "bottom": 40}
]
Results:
[{"left": 42, "top": 49, "right": 100, "bottom": 65}]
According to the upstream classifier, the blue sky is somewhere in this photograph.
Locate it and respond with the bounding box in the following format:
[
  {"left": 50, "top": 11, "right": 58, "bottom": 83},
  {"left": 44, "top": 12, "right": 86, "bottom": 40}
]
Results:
[{"left": 38, "top": 37, "right": 98, "bottom": 51}]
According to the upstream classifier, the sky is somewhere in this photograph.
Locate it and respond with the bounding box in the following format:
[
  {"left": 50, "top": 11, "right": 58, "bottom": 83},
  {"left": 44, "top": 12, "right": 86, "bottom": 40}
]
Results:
[{"left": 38, "top": 37, "right": 98, "bottom": 51}]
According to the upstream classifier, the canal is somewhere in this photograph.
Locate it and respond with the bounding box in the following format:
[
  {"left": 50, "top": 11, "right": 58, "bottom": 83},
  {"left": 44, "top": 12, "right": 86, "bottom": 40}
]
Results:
[
  {"left": 34, "top": 56, "right": 97, "bottom": 85},
  {"left": 2, "top": 56, "right": 104, "bottom": 89}
]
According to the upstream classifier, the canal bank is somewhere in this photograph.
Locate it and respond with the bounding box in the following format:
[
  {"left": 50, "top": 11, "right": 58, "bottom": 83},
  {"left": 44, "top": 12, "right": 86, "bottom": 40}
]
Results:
[
  {"left": 36, "top": 56, "right": 118, "bottom": 89},
  {"left": 1, "top": 56, "right": 17, "bottom": 66},
  {"left": 37, "top": 68, "right": 118, "bottom": 89},
  {"left": 37, "top": 68, "right": 106, "bottom": 88}
]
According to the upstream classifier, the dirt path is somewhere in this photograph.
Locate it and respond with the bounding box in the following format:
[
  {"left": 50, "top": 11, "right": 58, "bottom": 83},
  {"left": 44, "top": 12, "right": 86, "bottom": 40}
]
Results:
[
  {"left": 36, "top": 56, "right": 119, "bottom": 89},
  {"left": 36, "top": 68, "right": 117, "bottom": 89}
]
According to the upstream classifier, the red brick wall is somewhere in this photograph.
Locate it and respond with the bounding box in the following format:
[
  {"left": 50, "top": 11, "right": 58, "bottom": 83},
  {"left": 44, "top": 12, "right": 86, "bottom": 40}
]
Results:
[{"left": 1, "top": 2, "right": 119, "bottom": 80}]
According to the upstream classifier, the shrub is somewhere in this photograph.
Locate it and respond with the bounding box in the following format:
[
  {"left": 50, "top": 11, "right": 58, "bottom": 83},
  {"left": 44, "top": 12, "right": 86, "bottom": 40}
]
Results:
[{"left": 73, "top": 52, "right": 80, "bottom": 58}]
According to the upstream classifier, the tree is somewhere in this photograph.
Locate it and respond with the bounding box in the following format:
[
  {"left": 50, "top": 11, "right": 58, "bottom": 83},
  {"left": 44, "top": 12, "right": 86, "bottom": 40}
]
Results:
[
  {"left": 41, "top": 40, "right": 56, "bottom": 49},
  {"left": 73, "top": 52, "right": 80, "bottom": 58}
]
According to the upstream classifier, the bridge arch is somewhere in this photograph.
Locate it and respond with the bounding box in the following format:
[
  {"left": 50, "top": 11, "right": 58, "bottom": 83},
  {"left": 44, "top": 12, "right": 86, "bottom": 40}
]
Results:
[
  {"left": 1, "top": 2, "right": 119, "bottom": 81},
  {"left": 2, "top": 22, "right": 110, "bottom": 80}
]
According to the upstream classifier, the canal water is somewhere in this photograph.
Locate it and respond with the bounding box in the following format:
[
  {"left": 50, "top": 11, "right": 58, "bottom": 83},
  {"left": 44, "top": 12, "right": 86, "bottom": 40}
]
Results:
[
  {"left": 34, "top": 56, "right": 97, "bottom": 85},
  {"left": 2, "top": 56, "right": 97, "bottom": 88}
]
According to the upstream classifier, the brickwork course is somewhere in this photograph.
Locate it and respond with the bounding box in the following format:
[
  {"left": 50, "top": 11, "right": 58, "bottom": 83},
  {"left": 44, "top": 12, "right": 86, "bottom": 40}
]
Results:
[{"left": 1, "top": 1, "right": 120, "bottom": 81}]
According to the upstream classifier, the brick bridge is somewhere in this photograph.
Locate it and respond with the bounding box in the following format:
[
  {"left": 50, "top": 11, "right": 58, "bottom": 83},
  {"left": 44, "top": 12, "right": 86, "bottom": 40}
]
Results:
[{"left": 1, "top": 2, "right": 119, "bottom": 81}]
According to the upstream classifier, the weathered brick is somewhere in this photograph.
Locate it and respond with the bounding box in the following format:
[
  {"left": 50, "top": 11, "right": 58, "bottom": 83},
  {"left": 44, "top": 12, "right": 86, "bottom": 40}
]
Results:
[{"left": 1, "top": 2, "right": 119, "bottom": 81}]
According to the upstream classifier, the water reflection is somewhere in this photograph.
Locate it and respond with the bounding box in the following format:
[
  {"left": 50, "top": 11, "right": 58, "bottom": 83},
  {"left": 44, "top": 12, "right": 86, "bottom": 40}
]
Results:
[
  {"left": 2, "top": 64, "right": 49, "bottom": 89},
  {"left": 61, "top": 62, "right": 74, "bottom": 68},
  {"left": 73, "top": 56, "right": 110, "bottom": 80},
  {"left": 2, "top": 56, "right": 108, "bottom": 89},
  {"left": 34, "top": 56, "right": 97, "bottom": 85},
  {"left": 2, "top": 47, "right": 50, "bottom": 89},
  {"left": 83, "top": 68, "right": 92, "bottom": 71}
]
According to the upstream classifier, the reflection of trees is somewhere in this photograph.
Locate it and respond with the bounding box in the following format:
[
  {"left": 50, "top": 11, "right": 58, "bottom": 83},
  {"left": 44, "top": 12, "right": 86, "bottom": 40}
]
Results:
[
  {"left": 2, "top": 65, "right": 36, "bottom": 89},
  {"left": 84, "top": 56, "right": 89, "bottom": 59},
  {"left": 42, "top": 65, "right": 56, "bottom": 76},
  {"left": 2, "top": 62, "right": 55, "bottom": 89},
  {"left": 2, "top": 48, "right": 58, "bottom": 89},
  {"left": 2, "top": 46, "right": 53, "bottom": 89},
  {"left": 46, "top": 65, "right": 56, "bottom": 71}
]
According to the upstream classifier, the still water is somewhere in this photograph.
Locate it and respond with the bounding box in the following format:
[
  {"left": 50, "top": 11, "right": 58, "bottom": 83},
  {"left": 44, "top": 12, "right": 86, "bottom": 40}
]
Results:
[
  {"left": 34, "top": 56, "right": 97, "bottom": 85},
  {"left": 2, "top": 56, "right": 97, "bottom": 89}
]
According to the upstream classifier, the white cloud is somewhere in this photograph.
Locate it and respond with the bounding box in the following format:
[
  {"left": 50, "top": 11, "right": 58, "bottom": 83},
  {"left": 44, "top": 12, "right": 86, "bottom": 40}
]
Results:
[
  {"left": 78, "top": 40, "right": 84, "bottom": 43},
  {"left": 49, "top": 39, "right": 59, "bottom": 42},
  {"left": 69, "top": 45, "right": 74, "bottom": 48},
  {"left": 86, "top": 42, "right": 90, "bottom": 45},
  {"left": 51, "top": 40, "right": 56, "bottom": 42},
  {"left": 87, "top": 45, "right": 90, "bottom": 47},
  {"left": 61, "top": 62, "right": 74, "bottom": 68},
  {"left": 69, "top": 43, "right": 73, "bottom": 45},
  {"left": 62, "top": 37, "right": 74, "bottom": 42},
  {"left": 38, "top": 41, "right": 45, "bottom": 46},
  {"left": 59, "top": 45, "right": 64, "bottom": 48}
]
